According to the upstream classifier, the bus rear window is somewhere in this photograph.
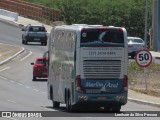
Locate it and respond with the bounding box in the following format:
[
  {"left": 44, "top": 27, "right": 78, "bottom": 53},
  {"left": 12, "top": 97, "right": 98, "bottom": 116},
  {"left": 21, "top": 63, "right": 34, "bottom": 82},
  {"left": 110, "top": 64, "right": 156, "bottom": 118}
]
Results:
[{"left": 81, "top": 29, "right": 124, "bottom": 44}]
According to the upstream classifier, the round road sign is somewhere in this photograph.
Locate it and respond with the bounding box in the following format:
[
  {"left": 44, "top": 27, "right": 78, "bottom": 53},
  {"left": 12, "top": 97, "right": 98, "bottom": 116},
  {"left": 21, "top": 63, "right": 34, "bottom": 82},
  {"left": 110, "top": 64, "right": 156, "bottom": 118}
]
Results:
[{"left": 135, "top": 50, "right": 152, "bottom": 67}]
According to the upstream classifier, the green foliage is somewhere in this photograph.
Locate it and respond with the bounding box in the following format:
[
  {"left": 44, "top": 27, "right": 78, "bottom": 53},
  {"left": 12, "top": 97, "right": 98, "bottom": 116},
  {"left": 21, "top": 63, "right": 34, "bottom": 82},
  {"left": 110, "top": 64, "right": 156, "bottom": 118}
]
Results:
[
  {"left": 129, "top": 61, "right": 143, "bottom": 71},
  {"left": 24, "top": 0, "right": 153, "bottom": 39},
  {"left": 129, "top": 61, "right": 160, "bottom": 71},
  {"left": 149, "top": 47, "right": 155, "bottom": 51}
]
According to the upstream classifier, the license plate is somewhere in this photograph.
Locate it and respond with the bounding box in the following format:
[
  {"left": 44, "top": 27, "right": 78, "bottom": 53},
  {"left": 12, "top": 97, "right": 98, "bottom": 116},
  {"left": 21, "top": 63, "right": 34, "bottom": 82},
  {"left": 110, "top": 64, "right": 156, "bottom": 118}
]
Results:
[{"left": 34, "top": 38, "right": 40, "bottom": 41}]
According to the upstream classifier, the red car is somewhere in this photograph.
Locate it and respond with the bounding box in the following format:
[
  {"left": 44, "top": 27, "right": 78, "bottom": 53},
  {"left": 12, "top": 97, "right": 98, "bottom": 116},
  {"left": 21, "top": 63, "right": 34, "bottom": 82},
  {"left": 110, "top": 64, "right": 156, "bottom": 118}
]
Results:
[{"left": 31, "top": 57, "right": 48, "bottom": 81}]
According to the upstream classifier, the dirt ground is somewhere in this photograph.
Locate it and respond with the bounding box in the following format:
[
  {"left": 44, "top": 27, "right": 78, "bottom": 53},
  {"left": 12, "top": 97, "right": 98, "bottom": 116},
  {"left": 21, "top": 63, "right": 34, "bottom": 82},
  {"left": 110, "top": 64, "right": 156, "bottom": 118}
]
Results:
[
  {"left": 0, "top": 44, "right": 21, "bottom": 63},
  {"left": 128, "top": 62, "right": 160, "bottom": 97}
]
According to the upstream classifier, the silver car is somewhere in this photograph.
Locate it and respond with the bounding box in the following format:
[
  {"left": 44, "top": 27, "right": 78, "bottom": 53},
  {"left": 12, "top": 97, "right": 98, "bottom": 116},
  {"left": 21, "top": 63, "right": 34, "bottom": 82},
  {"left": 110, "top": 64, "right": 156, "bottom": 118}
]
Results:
[
  {"left": 127, "top": 37, "right": 145, "bottom": 59},
  {"left": 22, "top": 24, "right": 48, "bottom": 46}
]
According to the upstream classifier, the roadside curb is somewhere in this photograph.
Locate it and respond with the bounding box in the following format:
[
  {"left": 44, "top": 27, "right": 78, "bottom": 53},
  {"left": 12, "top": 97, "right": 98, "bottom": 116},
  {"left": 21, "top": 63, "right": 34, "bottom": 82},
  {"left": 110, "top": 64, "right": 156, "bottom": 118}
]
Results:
[
  {"left": 0, "top": 17, "right": 23, "bottom": 28},
  {"left": 0, "top": 43, "right": 25, "bottom": 65},
  {"left": 128, "top": 97, "right": 160, "bottom": 108}
]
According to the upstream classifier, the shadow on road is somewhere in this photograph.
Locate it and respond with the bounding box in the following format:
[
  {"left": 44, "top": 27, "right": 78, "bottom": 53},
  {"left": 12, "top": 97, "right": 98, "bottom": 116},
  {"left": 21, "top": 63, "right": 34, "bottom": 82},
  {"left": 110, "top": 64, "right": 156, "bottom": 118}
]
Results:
[
  {"left": 44, "top": 106, "right": 123, "bottom": 115},
  {"left": 32, "top": 78, "right": 48, "bottom": 82}
]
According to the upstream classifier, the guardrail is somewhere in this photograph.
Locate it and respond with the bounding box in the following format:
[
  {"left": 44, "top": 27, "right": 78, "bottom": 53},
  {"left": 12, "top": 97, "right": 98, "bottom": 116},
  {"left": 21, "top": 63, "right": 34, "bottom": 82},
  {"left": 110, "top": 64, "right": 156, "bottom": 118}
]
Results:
[{"left": 0, "top": 0, "right": 60, "bottom": 23}]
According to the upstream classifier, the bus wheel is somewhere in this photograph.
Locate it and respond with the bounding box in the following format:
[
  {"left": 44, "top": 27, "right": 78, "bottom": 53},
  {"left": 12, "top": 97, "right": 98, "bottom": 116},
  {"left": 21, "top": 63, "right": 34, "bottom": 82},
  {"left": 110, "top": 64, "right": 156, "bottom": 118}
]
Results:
[
  {"left": 52, "top": 101, "right": 60, "bottom": 108},
  {"left": 104, "top": 107, "right": 112, "bottom": 112},
  {"left": 111, "top": 106, "right": 121, "bottom": 112},
  {"left": 66, "top": 95, "right": 74, "bottom": 112},
  {"left": 66, "top": 95, "right": 71, "bottom": 111}
]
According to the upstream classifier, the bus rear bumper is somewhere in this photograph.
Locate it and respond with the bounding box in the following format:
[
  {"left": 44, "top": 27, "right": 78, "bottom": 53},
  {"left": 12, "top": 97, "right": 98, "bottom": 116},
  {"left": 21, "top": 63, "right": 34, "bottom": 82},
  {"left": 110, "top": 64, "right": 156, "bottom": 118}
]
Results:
[{"left": 73, "top": 93, "right": 127, "bottom": 107}]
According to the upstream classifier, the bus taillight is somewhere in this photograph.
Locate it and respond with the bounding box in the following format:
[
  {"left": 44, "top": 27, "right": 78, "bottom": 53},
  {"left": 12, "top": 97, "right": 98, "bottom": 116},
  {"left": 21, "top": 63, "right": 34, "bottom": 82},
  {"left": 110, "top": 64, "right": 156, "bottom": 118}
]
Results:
[
  {"left": 122, "top": 75, "right": 128, "bottom": 92},
  {"left": 75, "top": 75, "right": 84, "bottom": 93},
  {"left": 76, "top": 75, "right": 81, "bottom": 87},
  {"left": 119, "top": 28, "right": 123, "bottom": 31}
]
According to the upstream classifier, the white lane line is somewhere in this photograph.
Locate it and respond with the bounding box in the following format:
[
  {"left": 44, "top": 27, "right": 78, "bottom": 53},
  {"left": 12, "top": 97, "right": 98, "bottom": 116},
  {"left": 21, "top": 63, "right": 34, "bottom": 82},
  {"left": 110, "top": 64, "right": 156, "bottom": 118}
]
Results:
[
  {"left": 5, "top": 118, "right": 18, "bottom": 120},
  {"left": 0, "top": 75, "right": 7, "bottom": 80},
  {"left": 20, "top": 51, "right": 32, "bottom": 61},
  {"left": 6, "top": 117, "right": 18, "bottom": 120},
  {"left": 7, "top": 100, "right": 16, "bottom": 104},
  {"left": 42, "top": 92, "right": 47, "bottom": 94},
  {"left": 17, "top": 83, "right": 23, "bottom": 86},
  {"left": 25, "top": 86, "right": 30, "bottom": 89},
  {"left": 0, "top": 67, "right": 11, "bottom": 72},
  {"left": 10, "top": 80, "right": 15, "bottom": 83},
  {"left": 33, "top": 89, "right": 39, "bottom": 92}
]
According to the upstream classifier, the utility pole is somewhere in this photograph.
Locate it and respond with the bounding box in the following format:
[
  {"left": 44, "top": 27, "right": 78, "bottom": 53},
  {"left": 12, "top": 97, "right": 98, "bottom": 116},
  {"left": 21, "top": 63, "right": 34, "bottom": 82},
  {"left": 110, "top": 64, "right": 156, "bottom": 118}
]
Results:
[
  {"left": 144, "top": 0, "right": 148, "bottom": 49},
  {"left": 152, "top": 0, "right": 158, "bottom": 51}
]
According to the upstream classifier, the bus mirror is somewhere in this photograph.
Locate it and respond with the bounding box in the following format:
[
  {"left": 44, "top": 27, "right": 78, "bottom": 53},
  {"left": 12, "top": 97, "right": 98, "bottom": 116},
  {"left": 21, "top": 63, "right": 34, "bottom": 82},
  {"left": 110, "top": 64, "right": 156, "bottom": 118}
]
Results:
[
  {"left": 43, "top": 58, "right": 46, "bottom": 66},
  {"left": 43, "top": 51, "right": 48, "bottom": 66}
]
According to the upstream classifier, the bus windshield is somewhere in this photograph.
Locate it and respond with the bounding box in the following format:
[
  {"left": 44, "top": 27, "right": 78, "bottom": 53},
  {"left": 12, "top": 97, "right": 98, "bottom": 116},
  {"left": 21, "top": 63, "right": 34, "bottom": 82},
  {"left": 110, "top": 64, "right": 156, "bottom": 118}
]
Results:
[{"left": 81, "top": 29, "right": 124, "bottom": 44}]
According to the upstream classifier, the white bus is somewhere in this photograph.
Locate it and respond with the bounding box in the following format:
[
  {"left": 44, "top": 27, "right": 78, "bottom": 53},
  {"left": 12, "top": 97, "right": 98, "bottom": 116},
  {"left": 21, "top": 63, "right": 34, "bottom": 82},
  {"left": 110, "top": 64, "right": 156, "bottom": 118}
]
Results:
[{"left": 44, "top": 24, "right": 128, "bottom": 112}]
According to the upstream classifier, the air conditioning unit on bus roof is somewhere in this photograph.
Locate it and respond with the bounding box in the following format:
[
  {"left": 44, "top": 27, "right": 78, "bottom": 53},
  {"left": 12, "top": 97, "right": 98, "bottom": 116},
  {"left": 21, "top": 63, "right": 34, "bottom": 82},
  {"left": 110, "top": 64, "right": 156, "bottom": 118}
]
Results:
[
  {"left": 72, "top": 24, "right": 87, "bottom": 26},
  {"left": 87, "top": 25, "right": 103, "bottom": 27},
  {"left": 108, "top": 26, "right": 115, "bottom": 27}
]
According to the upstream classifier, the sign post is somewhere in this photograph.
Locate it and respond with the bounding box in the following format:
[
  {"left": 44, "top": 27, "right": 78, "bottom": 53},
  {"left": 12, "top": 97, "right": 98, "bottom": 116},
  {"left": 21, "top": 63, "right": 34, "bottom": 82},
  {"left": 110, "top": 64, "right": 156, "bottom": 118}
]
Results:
[{"left": 135, "top": 50, "right": 152, "bottom": 91}]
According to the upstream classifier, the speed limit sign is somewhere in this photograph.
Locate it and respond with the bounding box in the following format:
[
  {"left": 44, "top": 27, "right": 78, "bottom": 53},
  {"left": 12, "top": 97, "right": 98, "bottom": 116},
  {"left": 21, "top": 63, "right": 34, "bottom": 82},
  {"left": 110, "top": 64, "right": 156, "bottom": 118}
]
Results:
[{"left": 135, "top": 50, "right": 152, "bottom": 67}]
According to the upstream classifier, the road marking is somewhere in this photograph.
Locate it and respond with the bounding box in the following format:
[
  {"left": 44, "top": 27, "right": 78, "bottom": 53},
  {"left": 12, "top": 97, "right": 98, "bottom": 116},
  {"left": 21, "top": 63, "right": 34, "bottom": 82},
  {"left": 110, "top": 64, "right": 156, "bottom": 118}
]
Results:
[
  {"left": 33, "top": 89, "right": 39, "bottom": 92},
  {"left": 20, "top": 51, "right": 32, "bottom": 61},
  {"left": 6, "top": 118, "right": 18, "bottom": 120},
  {"left": 17, "top": 83, "right": 23, "bottom": 86},
  {"left": 0, "top": 75, "right": 7, "bottom": 80},
  {"left": 10, "top": 80, "right": 15, "bottom": 83},
  {"left": 7, "top": 100, "right": 16, "bottom": 104},
  {"left": 25, "top": 86, "right": 30, "bottom": 89},
  {"left": 0, "top": 67, "right": 11, "bottom": 72},
  {"left": 42, "top": 92, "right": 47, "bottom": 94}
]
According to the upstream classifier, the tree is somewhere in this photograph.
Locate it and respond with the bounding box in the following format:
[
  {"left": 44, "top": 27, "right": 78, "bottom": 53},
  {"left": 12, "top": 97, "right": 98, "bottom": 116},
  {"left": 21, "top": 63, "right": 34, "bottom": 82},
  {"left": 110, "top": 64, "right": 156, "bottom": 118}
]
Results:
[{"left": 24, "top": 0, "right": 153, "bottom": 40}]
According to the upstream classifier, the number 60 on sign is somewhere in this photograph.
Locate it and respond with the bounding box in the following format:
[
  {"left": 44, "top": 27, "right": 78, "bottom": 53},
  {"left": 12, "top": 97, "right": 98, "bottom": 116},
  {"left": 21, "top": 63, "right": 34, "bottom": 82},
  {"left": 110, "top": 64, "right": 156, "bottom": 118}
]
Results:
[{"left": 135, "top": 50, "right": 152, "bottom": 67}]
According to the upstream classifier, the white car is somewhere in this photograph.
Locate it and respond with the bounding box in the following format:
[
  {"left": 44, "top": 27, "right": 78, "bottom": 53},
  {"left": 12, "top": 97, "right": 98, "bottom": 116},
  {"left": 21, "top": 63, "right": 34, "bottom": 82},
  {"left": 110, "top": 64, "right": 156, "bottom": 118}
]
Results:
[{"left": 127, "top": 37, "right": 145, "bottom": 59}]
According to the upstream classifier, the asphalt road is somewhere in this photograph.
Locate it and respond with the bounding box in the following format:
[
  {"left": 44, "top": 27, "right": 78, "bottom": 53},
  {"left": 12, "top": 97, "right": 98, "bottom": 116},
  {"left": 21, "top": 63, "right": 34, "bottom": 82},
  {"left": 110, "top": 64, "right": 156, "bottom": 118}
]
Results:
[{"left": 0, "top": 21, "right": 160, "bottom": 120}]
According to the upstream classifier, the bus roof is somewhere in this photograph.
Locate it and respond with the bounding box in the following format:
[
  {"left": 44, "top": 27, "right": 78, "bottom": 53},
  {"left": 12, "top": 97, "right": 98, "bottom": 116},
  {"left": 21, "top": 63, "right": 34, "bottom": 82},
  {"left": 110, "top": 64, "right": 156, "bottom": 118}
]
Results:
[{"left": 54, "top": 24, "right": 125, "bottom": 31}]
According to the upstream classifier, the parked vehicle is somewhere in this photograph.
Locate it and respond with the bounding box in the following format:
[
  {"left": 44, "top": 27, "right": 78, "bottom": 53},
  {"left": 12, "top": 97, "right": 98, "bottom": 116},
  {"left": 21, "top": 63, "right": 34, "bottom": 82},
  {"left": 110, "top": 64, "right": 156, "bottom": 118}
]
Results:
[
  {"left": 44, "top": 24, "right": 128, "bottom": 112},
  {"left": 22, "top": 24, "right": 48, "bottom": 46},
  {"left": 31, "top": 57, "right": 48, "bottom": 81},
  {"left": 127, "top": 37, "right": 145, "bottom": 59}
]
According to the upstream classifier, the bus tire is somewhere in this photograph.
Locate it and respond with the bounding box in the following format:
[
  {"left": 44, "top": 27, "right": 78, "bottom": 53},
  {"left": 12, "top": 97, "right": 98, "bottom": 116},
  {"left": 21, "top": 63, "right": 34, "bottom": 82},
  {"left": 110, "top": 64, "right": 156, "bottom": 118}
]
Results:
[
  {"left": 52, "top": 101, "right": 60, "bottom": 108},
  {"left": 104, "top": 106, "right": 112, "bottom": 112},
  {"left": 111, "top": 106, "right": 121, "bottom": 112},
  {"left": 66, "top": 91, "right": 74, "bottom": 112}
]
